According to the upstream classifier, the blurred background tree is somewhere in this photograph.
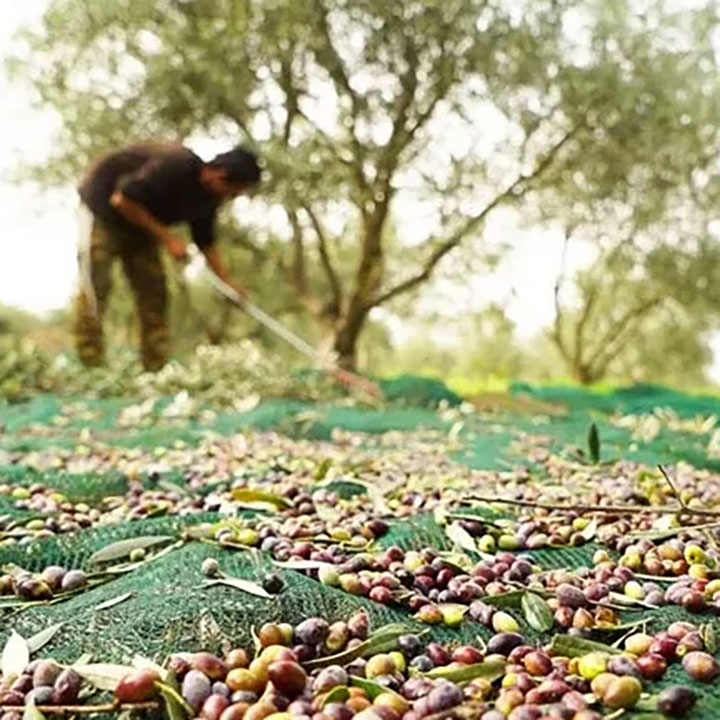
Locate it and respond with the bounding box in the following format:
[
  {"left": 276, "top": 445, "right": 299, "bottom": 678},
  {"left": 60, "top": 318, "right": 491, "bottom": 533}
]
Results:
[{"left": 5, "top": 0, "right": 720, "bottom": 387}]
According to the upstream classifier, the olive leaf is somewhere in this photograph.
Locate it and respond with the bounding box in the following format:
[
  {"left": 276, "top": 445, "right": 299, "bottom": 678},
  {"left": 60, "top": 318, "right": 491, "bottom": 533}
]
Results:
[
  {"left": 202, "top": 578, "right": 273, "bottom": 599},
  {"left": 321, "top": 686, "right": 350, "bottom": 706},
  {"left": 445, "top": 522, "right": 478, "bottom": 554},
  {"left": 548, "top": 635, "right": 621, "bottom": 658},
  {"left": 230, "top": 489, "right": 290, "bottom": 509},
  {"left": 305, "top": 624, "right": 416, "bottom": 670},
  {"left": 521, "top": 592, "right": 554, "bottom": 633},
  {"left": 701, "top": 623, "right": 716, "bottom": 654},
  {"left": 26, "top": 623, "right": 63, "bottom": 655},
  {"left": 157, "top": 679, "right": 193, "bottom": 720},
  {"left": 349, "top": 677, "right": 405, "bottom": 701},
  {"left": 2, "top": 630, "right": 29, "bottom": 680},
  {"left": 314, "top": 458, "right": 333, "bottom": 481},
  {"left": 73, "top": 663, "right": 134, "bottom": 691},
  {"left": 422, "top": 658, "right": 506, "bottom": 683},
  {"left": 482, "top": 590, "right": 527, "bottom": 608},
  {"left": 94, "top": 592, "right": 134, "bottom": 611},
  {"left": 588, "top": 422, "right": 600, "bottom": 464},
  {"left": 89, "top": 536, "right": 174, "bottom": 564},
  {"left": 581, "top": 519, "right": 598, "bottom": 542},
  {"left": 23, "top": 696, "right": 45, "bottom": 720}
]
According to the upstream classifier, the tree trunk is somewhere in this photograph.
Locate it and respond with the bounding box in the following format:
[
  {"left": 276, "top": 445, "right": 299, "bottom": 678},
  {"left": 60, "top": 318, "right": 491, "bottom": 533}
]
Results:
[{"left": 332, "top": 307, "right": 370, "bottom": 370}]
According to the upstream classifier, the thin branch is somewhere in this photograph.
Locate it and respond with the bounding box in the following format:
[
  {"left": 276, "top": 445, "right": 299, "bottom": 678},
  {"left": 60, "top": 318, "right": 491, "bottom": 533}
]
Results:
[
  {"left": 0, "top": 702, "right": 160, "bottom": 715},
  {"left": 371, "top": 124, "right": 583, "bottom": 308},
  {"left": 658, "top": 464, "right": 688, "bottom": 509},
  {"left": 552, "top": 228, "right": 573, "bottom": 361},
  {"left": 287, "top": 208, "right": 308, "bottom": 296},
  {"left": 303, "top": 203, "right": 344, "bottom": 317},
  {"left": 585, "top": 295, "right": 663, "bottom": 379},
  {"left": 462, "top": 494, "right": 720, "bottom": 517}
]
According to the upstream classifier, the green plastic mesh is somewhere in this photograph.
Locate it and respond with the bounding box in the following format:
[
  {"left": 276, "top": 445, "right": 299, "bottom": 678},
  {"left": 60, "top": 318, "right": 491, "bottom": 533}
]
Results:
[{"left": 3, "top": 380, "right": 720, "bottom": 717}]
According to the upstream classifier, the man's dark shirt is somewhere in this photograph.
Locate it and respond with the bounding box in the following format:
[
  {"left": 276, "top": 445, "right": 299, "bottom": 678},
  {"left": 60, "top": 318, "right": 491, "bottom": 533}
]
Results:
[{"left": 78, "top": 143, "right": 219, "bottom": 248}]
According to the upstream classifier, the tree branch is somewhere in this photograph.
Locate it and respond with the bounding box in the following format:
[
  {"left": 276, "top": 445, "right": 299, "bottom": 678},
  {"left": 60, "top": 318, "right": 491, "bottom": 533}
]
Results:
[
  {"left": 303, "top": 203, "right": 344, "bottom": 318},
  {"left": 287, "top": 208, "right": 308, "bottom": 296},
  {"left": 552, "top": 228, "right": 573, "bottom": 362},
  {"left": 370, "top": 124, "right": 583, "bottom": 308},
  {"left": 586, "top": 296, "right": 664, "bottom": 379}
]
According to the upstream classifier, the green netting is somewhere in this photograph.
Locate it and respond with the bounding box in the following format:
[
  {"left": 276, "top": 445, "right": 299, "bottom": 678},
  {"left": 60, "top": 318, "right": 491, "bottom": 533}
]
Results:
[{"left": 3, "top": 379, "right": 720, "bottom": 718}]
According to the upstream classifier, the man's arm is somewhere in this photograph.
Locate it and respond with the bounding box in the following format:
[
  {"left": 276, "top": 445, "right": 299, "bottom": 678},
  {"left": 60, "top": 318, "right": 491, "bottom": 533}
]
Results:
[
  {"left": 201, "top": 245, "right": 248, "bottom": 299},
  {"left": 110, "top": 191, "right": 187, "bottom": 260}
]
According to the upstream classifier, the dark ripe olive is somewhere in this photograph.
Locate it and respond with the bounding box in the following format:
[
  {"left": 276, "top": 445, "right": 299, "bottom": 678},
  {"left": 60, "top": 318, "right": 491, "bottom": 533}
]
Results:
[
  {"left": 323, "top": 703, "right": 354, "bottom": 720},
  {"left": 261, "top": 573, "right": 284, "bottom": 594},
  {"left": 607, "top": 656, "right": 642, "bottom": 679},
  {"left": 267, "top": 661, "right": 307, "bottom": 698},
  {"left": 18, "top": 579, "right": 52, "bottom": 600},
  {"left": 677, "top": 631, "right": 704, "bottom": 656},
  {"left": 636, "top": 653, "right": 667, "bottom": 680},
  {"left": 115, "top": 668, "right": 160, "bottom": 703},
  {"left": 369, "top": 586, "right": 393, "bottom": 604},
  {"left": 39, "top": 566, "right": 66, "bottom": 590},
  {"left": 51, "top": 669, "right": 81, "bottom": 705},
  {"left": 182, "top": 670, "right": 212, "bottom": 711},
  {"left": 556, "top": 583, "right": 587, "bottom": 609},
  {"left": 397, "top": 634, "right": 422, "bottom": 658},
  {"left": 649, "top": 637, "right": 678, "bottom": 660},
  {"left": 28, "top": 686, "right": 53, "bottom": 705},
  {"left": 401, "top": 678, "right": 432, "bottom": 700},
  {"left": 9, "top": 676, "right": 31, "bottom": 697},
  {"left": 347, "top": 610, "right": 369, "bottom": 639},
  {"left": 668, "top": 621, "right": 697, "bottom": 640},
  {"left": 294, "top": 618, "right": 329, "bottom": 646},
  {"left": 426, "top": 682, "right": 463, "bottom": 713},
  {"left": 657, "top": 686, "right": 697, "bottom": 717},
  {"left": 425, "top": 643, "right": 450, "bottom": 667},
  {"left": 60, "top": 570, "right": 87, "bottom": 592},
  {"left": 0, "top": 692, "right": 24, "bottom": 706},
  {"left": 507, "top": 646, "right": 533, "bottom": 664},
  {"left": 487, "top": 632, "right": 525, "bottom": 656},
  {"left": 313, "top": 666, "right": 347, "bottom": 693},
  {"left": 409, "top": 655, "right": 433, "bottom": 672},
  {"left": 523, "top": 651, "right": 552, "bottom": 677},
  {"left": 167, "top": 655, "right": 191, "bottom": 677},
  {"left": 452, "top": 645, "right": 484, "bottom": 665}
]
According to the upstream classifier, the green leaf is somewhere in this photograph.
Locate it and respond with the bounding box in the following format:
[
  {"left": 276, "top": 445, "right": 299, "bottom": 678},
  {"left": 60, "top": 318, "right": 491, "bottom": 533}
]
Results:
[
  {"left": 482, "top": 590, "right": 527, "bottom": 608},
  {"left": 2, "top": 630, "right": 29, "bottom": 680},
  {"left": 548, "top": 635, "right": 621, "bottom": 658},
  {"left": 349, "top": 677, "right": 405, "bottom": 701},
  {"left": 305, "top": 624, "right": 418, "bottom": 670},
  {"left": 321, "top": 686, "right": 350, "bottom": 706},
  {"left": 23, "top": 696, "right": 45, "bottom": 720},
  {"left": 701, "top": 623, "right": 716, "bottom": 654},
  {"left": 73, "top": 663, "right": 134, "bottom": 691},
  {"left": 203, "top": 578, "right": 273, "bottom": 598},
  {"left": 314, "top": 458, "right": 333, "bottom": 481},
  {"left": 27, "top": 623, "right": 63, "bottom": 654},
  {"left": 94, "top": 592, "right": 134, "bottom": 611},
  {"left": 157, "top": 679, "right": 193, "bottom": 719},
  {"left": 230, "top": 489, "right": 290, "bottom": 509},
  {"left": 588, "top": 422, "right": 600, "bottom": 463},
  {"left": 422, "top": 658, "right": 506, "bottom": 683},
  {"left": 89, "top": 536, "right": 174, "bottom": 564},
  {"left": 581, "top": 519, "right": 598, "bottom": 541},
  {"left": 445, "top": 522, "right": 478, "bottom": 555},
  {"left": 521, "top": 592, "right": 554, "bottom": 633}
]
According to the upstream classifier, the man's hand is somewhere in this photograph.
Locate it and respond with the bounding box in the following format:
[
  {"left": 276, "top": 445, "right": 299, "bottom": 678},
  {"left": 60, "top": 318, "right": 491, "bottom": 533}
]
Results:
[{"left": 162, "top": 233, "right": 188, "bottom": 262}]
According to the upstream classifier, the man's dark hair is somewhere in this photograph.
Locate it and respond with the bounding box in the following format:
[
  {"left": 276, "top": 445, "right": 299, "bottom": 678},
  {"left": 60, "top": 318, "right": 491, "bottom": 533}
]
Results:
[{"left": 208, "top": 146, "right": 261, "bottom": 184}]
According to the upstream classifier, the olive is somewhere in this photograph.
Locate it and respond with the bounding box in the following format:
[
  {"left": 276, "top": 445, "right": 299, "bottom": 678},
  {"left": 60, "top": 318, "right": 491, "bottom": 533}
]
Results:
[
  {"left": 294, "top": 618, "right": 329, "bottom": 646},
  {"left": 426, "top": 682, "right": 463, "bottom": 713},
  {"left": 314, "top": 666, "right": 347, "bottom": 693},
  {"left": 51, "top": 669, "right": 81, "bottom": 705},
  {"left": 115, "top": 668, "right": 160, "bottom": 703},
  {"left": 267, "top": 660, "right": 307, "bottom": 698},
  {"left": 192, "top": 653, "right": 229, "bottom": 681},
  {"left": 682, "top": 651, "right": 719, "bottom": 682},
  {"left": 487, "top": 633, "right": 525, "bottom": 656},
  {"left": 60, "top": 570, "right": 87, "bottom": 592},
  {"left": 182, "top": 670, "right": 212, "bottom": 711},
  {"left": 657, "top": 686, "right": 697, "bottom": 717}
]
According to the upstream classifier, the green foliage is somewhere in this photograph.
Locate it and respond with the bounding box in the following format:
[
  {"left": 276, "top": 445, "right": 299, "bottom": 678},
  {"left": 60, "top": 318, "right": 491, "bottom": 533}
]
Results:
[{"left": 12, "top": 0, "right": 720, "bottom": 371}]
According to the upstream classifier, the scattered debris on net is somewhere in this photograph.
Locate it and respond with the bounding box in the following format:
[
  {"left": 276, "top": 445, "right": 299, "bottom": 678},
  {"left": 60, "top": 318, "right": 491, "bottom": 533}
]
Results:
[{"left": 0, "top": 410, "right": 719, "bottom": 719}]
